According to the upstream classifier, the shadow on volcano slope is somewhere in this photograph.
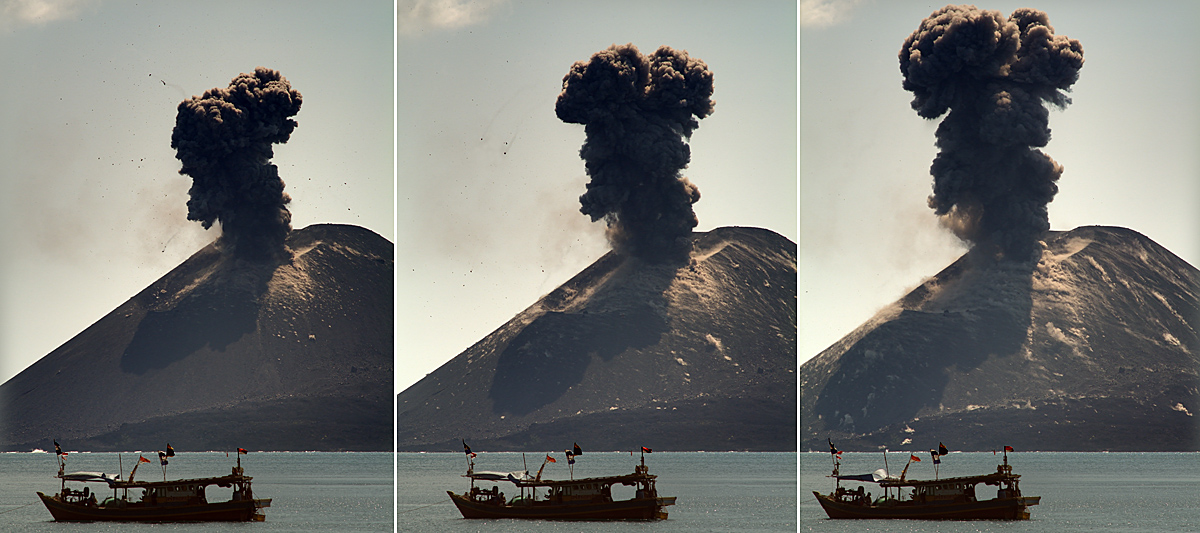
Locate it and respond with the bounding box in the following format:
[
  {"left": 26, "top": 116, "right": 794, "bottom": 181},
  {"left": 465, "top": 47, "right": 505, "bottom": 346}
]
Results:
[
  {"left": 120, "top": 263, "right": 274, "bottom": 374},
  {"left": 488, "top": 256, "right": 680, "bottom": 417},
  {"left": 812, "top": 253, "right": 1036, "bottom": 433}
]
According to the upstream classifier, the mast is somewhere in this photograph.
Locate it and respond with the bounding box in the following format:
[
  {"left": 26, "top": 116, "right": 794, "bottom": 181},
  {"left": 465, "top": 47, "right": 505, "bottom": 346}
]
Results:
[{"left": 899, "top": 454, "right": 913, "bottom": 482}]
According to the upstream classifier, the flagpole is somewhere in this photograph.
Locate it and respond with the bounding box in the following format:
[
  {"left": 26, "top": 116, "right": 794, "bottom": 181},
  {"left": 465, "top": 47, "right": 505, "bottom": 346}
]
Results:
[{"left": 882, "top": 449, "right": 890, "bottom": 500}]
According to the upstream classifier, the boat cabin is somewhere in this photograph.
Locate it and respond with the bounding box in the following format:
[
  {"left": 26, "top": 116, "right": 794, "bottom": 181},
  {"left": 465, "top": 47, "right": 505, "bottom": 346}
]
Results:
[
  {"left": 904, "top": 481, "right": 977, "bottom": 504},
  {"left": 548, "top": 480, "right": 613, "bottom": 503},
  {"left": 145, "top": 482, "right": 207, "bottom": 505}
]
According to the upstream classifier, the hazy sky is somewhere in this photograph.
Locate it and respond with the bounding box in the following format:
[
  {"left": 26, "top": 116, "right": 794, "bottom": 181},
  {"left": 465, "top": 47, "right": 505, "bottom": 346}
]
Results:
[
  {"left": 8, "top": 1, "right": 1189, "bottom": 399},
  {"left": 801, "top": 1, "right": 1200, "bottom": 363},
  {"left": 0, "top": 1, "right": 394, "bottom": 385},
  {"left": 399, "top": 1, "right": 797, "bottom": 392}
]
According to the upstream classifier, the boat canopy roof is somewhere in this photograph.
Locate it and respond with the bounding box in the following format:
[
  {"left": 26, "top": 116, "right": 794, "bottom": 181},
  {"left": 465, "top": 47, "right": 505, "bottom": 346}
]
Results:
[
  {"left": 835, "top": 473, "right": 880, "bottom": 483},
  {"left": 878, "top": 471, "right": 1018, "bottom": 488},
  {"left": 467, "top": 471, "right": 530, "bottom": 482},
  {"left": 515, "top": 472, "right": 654, "bottom": 488},
  {"left": 60, "top": 472, "right": 120, "bottom": 485},
  {"left": 467, "top": 470, "right": 654, "bottom": 487},
  {"left": 66, "top": 473, "right": 253, "bottom": 489}
]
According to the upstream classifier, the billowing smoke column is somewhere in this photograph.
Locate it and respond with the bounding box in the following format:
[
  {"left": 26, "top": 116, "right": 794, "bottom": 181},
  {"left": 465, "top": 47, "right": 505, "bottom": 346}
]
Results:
[
  {"left": 556, "top": 44, "right": 714, "bottom": 262},
  {"left": 900, "top": 6, "right": 1083, "bottom": 260},
  {"left": 171, "top": 67, "right": 302, "bottom": 261}
]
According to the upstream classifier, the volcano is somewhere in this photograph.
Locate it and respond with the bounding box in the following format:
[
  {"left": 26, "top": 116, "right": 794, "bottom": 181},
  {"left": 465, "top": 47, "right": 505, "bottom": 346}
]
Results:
[
  {"left": 1, "top": 224, "right": 393, "bottom": 451},
  {"left": 801, "top": 226, "right": 1199, "bottom": 451},
  {"left": 398, "top": 226, "right": 796, "bottom": 452}
]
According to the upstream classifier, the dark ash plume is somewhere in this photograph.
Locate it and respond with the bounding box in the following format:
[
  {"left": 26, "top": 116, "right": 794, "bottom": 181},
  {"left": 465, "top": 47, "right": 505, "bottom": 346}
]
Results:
[
  {"left": 171, "top": 67, "right": 302, "bottom": 261},
  {"left": 900, "top": 6, "right": 1083, "bottom": 260},
  {"left": 556, "top": 44, "right": 714, "bottom": 262}
]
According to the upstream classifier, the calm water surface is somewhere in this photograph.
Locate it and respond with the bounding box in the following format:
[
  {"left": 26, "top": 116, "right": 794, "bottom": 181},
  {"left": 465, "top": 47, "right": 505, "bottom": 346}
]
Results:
[
  {"left": 0, "top": 451, "right": 391, "bottom": 532},
  {"left": 801, "top": 451, "right": 1200, "bottom": 532},
  {"left": 398, "top": 451, "right": 797, "bottom": 532}
]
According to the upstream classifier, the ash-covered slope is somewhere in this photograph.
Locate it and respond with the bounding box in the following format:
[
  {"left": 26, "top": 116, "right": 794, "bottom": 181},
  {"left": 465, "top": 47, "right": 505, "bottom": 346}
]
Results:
[
  {"left": 801, "top": 226, "right": 1199, "bottom": 451},
  {"left": 398, "top": 226, "right": 796, "bottom": 452},
  {"left": 1, "top": 224, "right": 393, "bottom": 451}
]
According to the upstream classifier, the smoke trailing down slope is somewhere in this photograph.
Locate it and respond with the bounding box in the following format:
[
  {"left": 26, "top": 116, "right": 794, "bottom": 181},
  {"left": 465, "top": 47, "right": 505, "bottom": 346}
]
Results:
[
  {"left": 171, "top": 67, "right": 302, "bottom": 261},
  {"left": 900, "top": 6, "right": 1084, "bottom": 259},
  {"left": 557, "top": 44, "right": 714, "bottom": 263}
]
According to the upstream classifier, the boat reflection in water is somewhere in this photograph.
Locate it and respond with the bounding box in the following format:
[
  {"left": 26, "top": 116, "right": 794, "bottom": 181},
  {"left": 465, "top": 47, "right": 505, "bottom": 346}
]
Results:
[
  {"left": 813, "top": 441, "right": 1040, "bottom": 520},
  {"left": 447, "top": 443, "right": 676, "bottom": 520},
  {"left": 37, "top": 443, "right": 270, "bottom": 522}
]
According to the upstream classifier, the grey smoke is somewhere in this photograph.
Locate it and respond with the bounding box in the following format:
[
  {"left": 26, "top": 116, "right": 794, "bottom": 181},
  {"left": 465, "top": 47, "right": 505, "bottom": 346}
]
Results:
[
  {"left": 900, "top": 6, "right": 1084, "bottom": 259},
  {"left": 556, "top": 44, "right": 715, "bottom": 262},
  {"left": 171, "top": 67, "right": 302, "bottom": 261}
]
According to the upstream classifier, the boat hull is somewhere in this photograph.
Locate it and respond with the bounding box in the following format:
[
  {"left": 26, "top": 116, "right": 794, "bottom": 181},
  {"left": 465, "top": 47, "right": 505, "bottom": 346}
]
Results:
[
  {"left": 37, "top": 492, "right": 267, "bottom": 522},
  {"left": 448, "top": 490, "right": 674, "bottom": 520},
  {"left": 813, "top": 491, "right": 1038, "bottom": 520}
]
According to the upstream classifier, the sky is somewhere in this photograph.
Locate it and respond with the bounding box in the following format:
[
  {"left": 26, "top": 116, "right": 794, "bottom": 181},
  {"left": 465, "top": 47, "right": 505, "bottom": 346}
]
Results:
[
  {"left": 6, "top": 1, "right": 1191, "bottom": 399},
  {"left": 800, "top": 0, "right": 1200, "bottom": 363},
  {"left": 0, "top": 0, "right": 394, "bottom": 385},
  {"left": 399, "top": 1, "right": 798, "bottom": 392}
]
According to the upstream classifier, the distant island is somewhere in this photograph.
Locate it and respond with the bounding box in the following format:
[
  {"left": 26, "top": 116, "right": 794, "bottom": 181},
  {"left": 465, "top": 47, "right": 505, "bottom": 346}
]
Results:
[
  {"left": 802, "top": 226, "right": 1199, "bottom": 452},
  {"left": 399, "top": 226, "right": 796, "bottom": 452},
  {"left": 1, "top": 224, "right": 394, "bottom": 452}
]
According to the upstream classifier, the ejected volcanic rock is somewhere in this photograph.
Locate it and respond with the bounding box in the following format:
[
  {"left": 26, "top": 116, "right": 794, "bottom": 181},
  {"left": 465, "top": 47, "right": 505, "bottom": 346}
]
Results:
[
  {"left": 1, "top": 224, "right": 393, "bottom": 451},
  {"left": 398, "top": 226, "right": 796, "bottom": 451},
  {"left": 802, "top": 226, "right": 1199, "bottom": 452}
]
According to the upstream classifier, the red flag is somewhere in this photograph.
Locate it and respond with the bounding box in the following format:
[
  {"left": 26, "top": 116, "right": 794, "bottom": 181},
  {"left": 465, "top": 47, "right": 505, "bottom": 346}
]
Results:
[
  {"left": 909, "top": 454, "right": 921, "bottom": 462},
  {"left": 1004, "top": 445, "right": 1014, "bottom": 452},
  {"left": 642, "top": 446, "right": 653, "bottom": 453},
  {"left": 545, "top": 454, "right": 557, "bottom": 463},
  {"left": 138, "top": 455, "right": 151, "bottom": 463},
  {"left": 238, "top": 448, "right": 248, "bottom": 454}
]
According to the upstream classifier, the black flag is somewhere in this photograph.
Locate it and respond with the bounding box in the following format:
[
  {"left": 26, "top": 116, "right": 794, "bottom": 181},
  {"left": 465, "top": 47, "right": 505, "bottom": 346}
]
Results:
[
  {"left": 828, "top": 438, "right": 842, "bottom": 456},
  {"left": 939, "top": 442, "right": 949, "bottom": 456},
  {"left": 166, "top": 443, "right": 175, "bottom": 457},
  {"left": 573, "top": 443, "right": 583, "bottom": 456}
]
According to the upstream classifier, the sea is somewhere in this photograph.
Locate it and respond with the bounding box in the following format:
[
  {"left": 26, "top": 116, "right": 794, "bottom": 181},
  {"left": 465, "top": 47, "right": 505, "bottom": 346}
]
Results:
[
  {"left": 399, "top": 451, "right": 798, "bottom": 532},
  {"left": 9, "top": 451, "right": 1190, "bottom": 532},
  {"left": 0, "top": 451, "right": 391, "bottom": 532},
  {"left": 801, "top": 451, "right": 1200, "bottom": 532}
]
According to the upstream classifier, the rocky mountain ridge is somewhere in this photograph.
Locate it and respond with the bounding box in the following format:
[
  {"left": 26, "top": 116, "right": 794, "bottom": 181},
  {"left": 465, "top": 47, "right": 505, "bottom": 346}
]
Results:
[
  {"left": 398, "top": 226, "right": 797, "bottom": 452},
  {"left": 801, "top": 226, "right": 1199, "bottom": 451},
  {"left": 1, "top": 224, "right": 393, "bottom": 451}
]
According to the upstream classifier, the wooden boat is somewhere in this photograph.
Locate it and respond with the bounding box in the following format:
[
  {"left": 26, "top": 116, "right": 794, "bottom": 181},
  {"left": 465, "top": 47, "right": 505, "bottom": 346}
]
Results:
[
  {"left": 37, "top": 450, "right": 270, "bottom": 522},
  {"left": 447, "top": 448, "right": 676, "bottom": 520},
  {"left": 813, "top": 446, "right": 1040, "bottom": 520}
]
